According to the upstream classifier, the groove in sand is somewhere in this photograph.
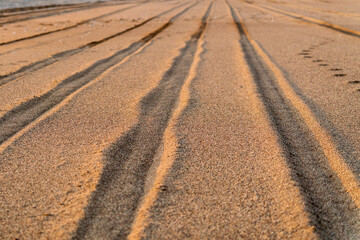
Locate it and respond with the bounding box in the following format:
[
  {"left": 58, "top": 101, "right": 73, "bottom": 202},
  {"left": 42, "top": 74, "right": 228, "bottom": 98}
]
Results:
[
  {"left": 0, "top": 2, "right": 86, "bottom": 15},
  {"left": 0, "top": 2, "right": 145, "bottom": 46},
  {"left": 71, "top": 2, "right": 212, "bottom": 238},
  {"left": 0, "top": 38, "right": 147, "bottom": 155},
  {"left": 127, "top": 3, "right": 212, "bottom": 239},
  {"left": 230, "top": 0, "right": 360, "bottom": 211},
  {"left": 229, "top": 1, "right": 360, "bottom": 238},
  {"left": 0, "top": 2, "right": 198, "bottom": 154},
  {"left": 0, "top": 0, "right": 123, "bottom": 16},
  {"left": 274, "top": 2, "right": 360, "bottom": 20},
  {"left": 255, "top": 4, "right": 360, "bottom": 38},
  {"left": 0, "top": 1, "right": 191, "bottom": 88},
  {"left": 0, "top": 1, "right": 125, "bottom": 25}
]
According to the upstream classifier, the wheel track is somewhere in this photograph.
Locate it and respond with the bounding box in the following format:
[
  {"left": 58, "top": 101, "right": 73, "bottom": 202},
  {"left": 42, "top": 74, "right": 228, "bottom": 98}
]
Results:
[
  {"left": 0, "top": 1, "right": 125, "bottom": 26},
  {"left": 0, "top": 1, "right": 162, "bottom": 59},
  {"left": 270, "top": 2, "right": 360, "bottom": 20},
  {"left": 251, "top": 3, "right": 360, "bottom": 39},
  {"left": 0, "top": 1, "right": 107, "bottom": 15},
  {"left": 0, "top": 1, "right": 191, "bottom": 88},
  {"left": 71, "top": 2, "right": 212, "bottom": 239},
  {"left": 0, "top": 1, "right": 199, "bottom": 151},
  {"left": 0, "top": 2, "right": 146, "bottom": 47},
  {"left": 128, "top": 3, "right": 212, "bottom": 239},
  {"left": 228, "top": 2, "right": 360, "bottom": 239}
]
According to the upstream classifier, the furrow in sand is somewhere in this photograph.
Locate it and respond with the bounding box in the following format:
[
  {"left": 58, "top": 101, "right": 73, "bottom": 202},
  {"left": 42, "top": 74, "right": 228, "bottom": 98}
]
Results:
[
  {"left": 254, "top": 4, "right": 360, "bottom": 39},
  {"left": 0, "top": 1, "right": 124, "bottom": 26},
  {"left": 229, "top": 2, "right": 360, "bottom": 239},
  {"left": 72, "top": 2, "right": 212, "bottom": 239},
  {"left": 0, "top": 1, "right": 191, "bottom": 88},
  {"left": 268, "top": 1, "right": 360, "bottom": 20},
  {"left": 128, "top": 4, "right": 212, "bottom": 240},
  {"left": 0, "top": 0, "right": 126, "bottom": 16},
  {"left": 0, "top": 2, "right": 145, "bottom": 46},
  {"left": 0, "top": 2, "right": 198, "bottom": 153},
  {"left": 0, "top": 2, "right": 87, "bottom": 15}
]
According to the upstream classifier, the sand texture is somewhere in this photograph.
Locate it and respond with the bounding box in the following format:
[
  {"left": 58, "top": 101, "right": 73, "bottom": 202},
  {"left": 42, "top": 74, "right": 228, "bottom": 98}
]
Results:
[{"left": 0, "top": 0, "right": 359, "bottom": 239}]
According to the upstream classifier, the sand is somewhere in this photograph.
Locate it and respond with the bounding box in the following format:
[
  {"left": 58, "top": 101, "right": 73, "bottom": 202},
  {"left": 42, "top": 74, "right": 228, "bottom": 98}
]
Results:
[{"left": 0, "top": 0, "right": 359, "bottom": 239}]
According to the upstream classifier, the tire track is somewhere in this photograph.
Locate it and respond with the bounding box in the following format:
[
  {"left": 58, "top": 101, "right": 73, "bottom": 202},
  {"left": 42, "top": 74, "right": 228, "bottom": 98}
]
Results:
[
  {"left": 71, "top": 2, "right": 212, "bottom": 239},
  {"left": 0, "top": 2, "right": 146, "bottom": 47},
  {"left": 0, "top": 1, "right": 191, "bottom": 88},
  {"left": 127, "top": 4, "right": 211, "bottom": 240},
  {"left": 0, "top": 2, "right": 95, "bottom": 15},
  {"left": 228, "top": 2, "right": 360, "bottom": 239},
  {"left": 0, "top": 1, "right": 119, "bottom": 26},
  {"left": 0, "top": 2, "right": 198, "bottom": 151},
  {"left": 271, "top": 2, "right": 360, "bottom": 20},
  {"left": 254, "top": 4, "right": 360, "bottom": 39}
]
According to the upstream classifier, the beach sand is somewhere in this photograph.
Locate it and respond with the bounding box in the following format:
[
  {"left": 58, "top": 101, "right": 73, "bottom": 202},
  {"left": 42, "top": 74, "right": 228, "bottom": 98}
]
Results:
[{"left": 0, "top": 0, "right": 359, "bottom": 239}]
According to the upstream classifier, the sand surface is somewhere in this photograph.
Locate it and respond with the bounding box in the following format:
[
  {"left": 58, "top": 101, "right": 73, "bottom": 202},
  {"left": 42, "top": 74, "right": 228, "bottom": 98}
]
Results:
[{"left": 0, "top": 0, "right": 359, "bottom": 239}]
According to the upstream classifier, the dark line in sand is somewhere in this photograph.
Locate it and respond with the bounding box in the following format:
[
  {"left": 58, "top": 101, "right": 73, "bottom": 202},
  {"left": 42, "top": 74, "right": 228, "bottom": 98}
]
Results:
[
  {"left": 229, "top": 3, "right": 360, "bottom": 239},
  {"left": 0, "top": 1, "right": 117, "bottom": 25},
  {"left": 72, "top": 2, "right": 212, "bottom": 239},
  {"left": 0, "top": 2, "right": 191, "bottom": 88},
  {"left": 0, "top": 2, "right": 96, "bottom": 15},
  {"left": 0, "top": 2, "right": 198, "bottom": 146},
  {"left": 254, "top": 39, "right": 360, "bottom": 182},
  {"left": 333, "top": 73, "right": 347, "bottom": 77},
  {"left": 349, "top": 81, "right": 360, "bottom": 84},
  {"left": 0, "top": 2, "right": 145, "bottom": 46},
  {"left": 260, "top": 5, "right": 360, "bottom": 39}
]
